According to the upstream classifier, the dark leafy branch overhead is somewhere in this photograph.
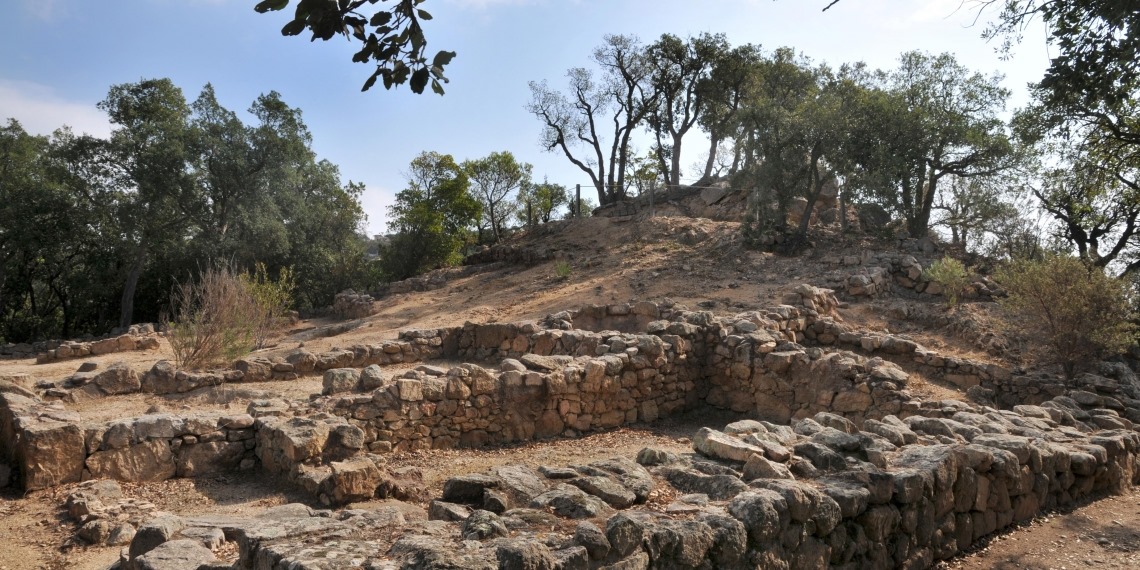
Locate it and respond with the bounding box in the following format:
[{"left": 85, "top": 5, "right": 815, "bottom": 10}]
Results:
[{"left": 254, "top": 0, "right": 455, "bottom": 94}]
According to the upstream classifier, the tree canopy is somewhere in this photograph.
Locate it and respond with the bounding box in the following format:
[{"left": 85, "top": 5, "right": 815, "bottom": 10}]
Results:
[
  {"left": 378, "top": 151, "right": 480, "bottom": 280},
  {"left": 0, "top": 79, "right": 374, "bottom": 342}
]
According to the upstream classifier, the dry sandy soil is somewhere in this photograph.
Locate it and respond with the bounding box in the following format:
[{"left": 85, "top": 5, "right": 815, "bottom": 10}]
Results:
[{"left": 0, "top": 214, "right": 1122, "bottom": 570}]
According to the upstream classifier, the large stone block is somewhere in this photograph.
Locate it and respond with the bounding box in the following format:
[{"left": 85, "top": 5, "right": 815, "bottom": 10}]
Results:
[
  {"left": 18, "top": 420, "right": 85, "bottom": 490},
  {"left": 86, "top": 439, "right": 176, "bottom": 482},
  {"left": 93, "top": 363, "right": 141, "bottom": 395},
  {"left": 255, "top": 417, "right": 331, "bottom": 473},
  {"left": 693, "top": 427, "right": 765, "bottom": 463}
]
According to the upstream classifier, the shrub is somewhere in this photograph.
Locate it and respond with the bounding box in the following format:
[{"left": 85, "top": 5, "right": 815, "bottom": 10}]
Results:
[
  {"left": 923, "top": 257, "right": 972, "bottom": 307},
  {"left": 240, "top": 263, "right": 296, "bottom": 349},
  {"left": 554, "top": 261, "right": 572, "bottom": 279},
  {"left": 996, "top": 255, "right": 1137, "bottom": 378},
  {"left": 166, "top": 264, "right": 262, "bottom": 370}
]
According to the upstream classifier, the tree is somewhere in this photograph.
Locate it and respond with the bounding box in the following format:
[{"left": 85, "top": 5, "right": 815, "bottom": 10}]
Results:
[
  {"left": 983, "top": 0, "right": 1139, "bottom": 136},
  {"left": 516, "top": 179, "right": 568, "bottom": 225},
  {"left": 527, "top": 35, "right": 654, "bottom": 205},
  {"left": 845, "top": 52, "right": 1015, "bottom": 237},
  {"left": 931, "top": 174, "right": 1020, "bottom": 251},
  {"left": 564, "top": 196, "right": 596, "bottom": 220},
  {"left": 379, "top": 152, "right": 480, "bottom": 280},
  {"left": 254, "top": 0, "right": 455, "bottom": 94},
  {"left": 735, "top": 48, "right": 821, "bottom": 236},
  {"left": 1020, "top": 122, "right": 1140, "bottom": 277},
  {"left": 0, "top": 122, "right": 112, "bottom": 341},
  {"left": 644, "top": 33, "right": 729, "bottom": 189},
  {"left": 696, "top": 42, "right": 762, "bottom": 182},
  {"left": 98, "top": 79, "right": 200, "bottom": 328},
  {"left": 463, "top": 151, "right": 531, "bottom": 243}
]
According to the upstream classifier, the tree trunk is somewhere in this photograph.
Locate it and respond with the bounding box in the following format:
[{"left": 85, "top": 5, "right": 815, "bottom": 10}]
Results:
[
  {"left": 489, "top": 209, "right": 500, "bottom": 243},
  {"left": 670, "top": 133, "right": 683, "bottom": 189},
  {"left": 119, "top": 247, "right": 146, "bottom": 329},
  {"left": 839, "top": 187, "right": 849, "bottom": 232},
  {"left": 797, "top": 152, "right": 825, "bottom": 238},
  {"left": 912, "top": 167, "right": 940, "bottom": 238},
  {"left": 700, "top": 133, "right": 722, "bottom": 183}
]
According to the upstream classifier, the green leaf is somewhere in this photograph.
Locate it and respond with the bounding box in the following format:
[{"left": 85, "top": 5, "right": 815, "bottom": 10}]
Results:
[
  {"left": 369, "top": 11, "right": 392, "bottom": 27},
  {"left": 410, "top": 67, "right": 429, "bottom": 94},
  {"left": 362, "top": 71, "right": 379, "bottom": 92},
  {"left": 431, "top": 79, "right": 445, "bottom": 95},
  {"left": 254, "top": 0, "right": 290, "bottom": 13},
  {"left": 417, "top": 9, "right": 433, "bottom": 20},
  {"left": 281, "top": 19, "right": 307, "bottom": 36},
  {"left": 432, "top": 50, "right": 456, "bottom": 68}
]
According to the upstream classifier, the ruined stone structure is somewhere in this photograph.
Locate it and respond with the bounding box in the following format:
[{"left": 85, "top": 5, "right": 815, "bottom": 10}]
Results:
[{"left": 4, "top": 285, "right": 1140, "bottom": 569}]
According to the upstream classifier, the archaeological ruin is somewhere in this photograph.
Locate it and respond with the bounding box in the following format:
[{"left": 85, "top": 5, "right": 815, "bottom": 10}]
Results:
[{"left": 3, "top": 275, "right": 1140, "bottom": 570}]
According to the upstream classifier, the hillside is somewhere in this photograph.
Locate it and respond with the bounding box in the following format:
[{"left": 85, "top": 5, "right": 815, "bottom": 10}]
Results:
[{"left": 2, "top": 210, "right": 1139, "bottom": 570}]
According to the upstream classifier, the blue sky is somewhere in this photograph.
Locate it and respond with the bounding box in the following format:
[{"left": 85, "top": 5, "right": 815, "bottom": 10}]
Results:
[{"left": 1, "top": 0, "right": 1051, "bottom": 234}]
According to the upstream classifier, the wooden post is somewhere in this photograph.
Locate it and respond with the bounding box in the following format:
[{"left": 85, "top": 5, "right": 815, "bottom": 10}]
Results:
[
  {"left": 527, "top": 200, "right": 533, "bottom": 227},
  {"left": 575, "top": 184, "right": 581, "bottom": 218}
]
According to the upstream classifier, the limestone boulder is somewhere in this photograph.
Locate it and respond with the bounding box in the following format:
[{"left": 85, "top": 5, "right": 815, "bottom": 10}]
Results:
[
  {"left": 692, "top": 427, "right": 765, "bottom": 463},
  {"left": 322, "top": 368, "right": 361, "bottom": 395},
  {"left": 93, "top": 363, "right": 141, "bottom": 395},
  {"left": 133, "top": 539, "right": 220, "bottom": 570},
  {"left": 255, "top": 417, "right": 331, "bottom": 473},
  {"left": 529, "top": 484, "right": 614, "bottom": 519}
]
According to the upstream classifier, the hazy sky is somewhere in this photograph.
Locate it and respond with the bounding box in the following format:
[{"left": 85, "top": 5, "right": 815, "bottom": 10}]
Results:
[{"left": 1, "top": 0, "right": 1051, "bottom": 234}]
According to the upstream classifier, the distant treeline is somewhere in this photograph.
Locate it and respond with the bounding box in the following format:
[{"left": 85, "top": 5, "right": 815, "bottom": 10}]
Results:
[{"left": 0, "top": 78, "right": 374, "bottom": 343}]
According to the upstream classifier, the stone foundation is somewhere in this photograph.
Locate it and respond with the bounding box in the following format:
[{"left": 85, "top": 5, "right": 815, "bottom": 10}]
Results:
[{"left": 7, "top": 286, "right": 1140, "bottom": 569}]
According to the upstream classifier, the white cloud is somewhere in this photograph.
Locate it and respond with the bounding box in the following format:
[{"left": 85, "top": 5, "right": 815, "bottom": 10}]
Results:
[
  {"left": 22, "top": 0, "right": 63, "bottom": 20},
  {"left": 0, "top": 79, "right": 110, "bottom": 138}
]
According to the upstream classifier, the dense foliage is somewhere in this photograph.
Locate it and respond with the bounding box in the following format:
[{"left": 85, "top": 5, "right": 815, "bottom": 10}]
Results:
[
  {"left": 377, "top": 151, "right": 480, "bottom": 281},
  {"left": 0, "top": 79, "right": 373, "bottom": 343},
  {"left": 998, "top": 255, "right": 1137, "bottom": 378}
]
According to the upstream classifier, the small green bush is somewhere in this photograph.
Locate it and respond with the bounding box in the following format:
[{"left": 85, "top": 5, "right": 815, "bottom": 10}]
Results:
[
  {"left": 923, "top": 257, "right": 972, "bottom": 306},
  {"left": 997, "top": 255, "right": 1137, "bottom": 378},
  {"left": 240, "top": 263, "right": 296, "bottom": 349},
  {"left": 554, "top": 261, "right": 572, "bottom": 279}
]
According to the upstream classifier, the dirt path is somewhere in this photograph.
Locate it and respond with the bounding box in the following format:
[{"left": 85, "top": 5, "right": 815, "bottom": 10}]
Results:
[{"left": 940, "top": 490, "right": 1140, "bottom": 570}]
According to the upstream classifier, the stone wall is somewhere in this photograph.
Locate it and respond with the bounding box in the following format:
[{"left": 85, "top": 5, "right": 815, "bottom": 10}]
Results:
[
  {"left": 839, "top": 253, "right": 1000, "bottom": 301},
  {"left": 316, "top": 329, "right": 706, "bottom": 454},
  {"left": 119, "top": 409, "right": 1140, "bottom": 570},
  {"left": 0, "top": 392, "right": 257, "bottom": 490},
  {"left": 0, "top": 324, "right": 160, "bottom": 363}
]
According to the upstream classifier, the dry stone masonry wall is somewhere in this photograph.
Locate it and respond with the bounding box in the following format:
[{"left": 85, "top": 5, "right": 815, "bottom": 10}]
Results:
[
  {"left": 22, "top": 324, "right": 162, "bottom": 364},
  {"left": 114, "top": 408, "right": 1140, "bottom": 569},
  {"left": 7, "top": 285, "right": 1140, "bottom": 569}
]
